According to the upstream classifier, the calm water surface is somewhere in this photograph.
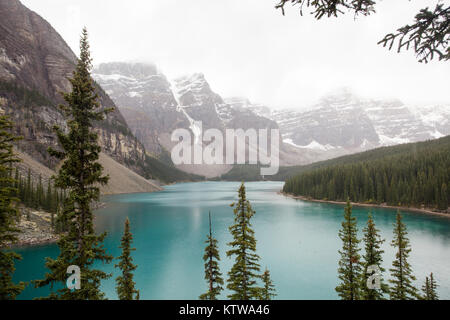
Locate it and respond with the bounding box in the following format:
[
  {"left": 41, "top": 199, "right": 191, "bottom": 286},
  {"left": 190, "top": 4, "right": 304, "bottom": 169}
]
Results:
[{"left": 13, "top": 181, "right": 450, "bottom": 299}]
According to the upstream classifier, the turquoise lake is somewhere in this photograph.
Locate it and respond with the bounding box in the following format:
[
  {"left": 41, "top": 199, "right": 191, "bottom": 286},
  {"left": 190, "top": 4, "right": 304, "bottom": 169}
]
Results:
[{"left": 13, "top": 181, "right": 450, "bottom": 299}]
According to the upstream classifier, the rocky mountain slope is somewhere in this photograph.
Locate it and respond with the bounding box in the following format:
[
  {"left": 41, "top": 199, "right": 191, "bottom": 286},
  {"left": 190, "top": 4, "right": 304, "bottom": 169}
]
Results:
[
  {"left": 93, "top": 62, "right": 189, "bottom": 156},
  {"left": 94, "top": 63, "right": 326, "bottom": 177},
  {"left": 0, "top": 0, "right": 199, "bottom": 186},
  {"left": 271, "top": 89, "right": 450, "bottom": 153},
  {"left": 15, "top": 149, "right": 161, "bottom": 195},
  {"left": 0, "top": 0, "right": 145, "bottom": 169}
]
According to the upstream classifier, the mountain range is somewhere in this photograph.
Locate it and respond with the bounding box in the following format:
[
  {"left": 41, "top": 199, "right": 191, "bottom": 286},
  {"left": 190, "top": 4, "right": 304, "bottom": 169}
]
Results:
[
  {"left": 1, "top": 0, "right": 449, "bottom": 185},
  {"left": 93, "top": 63, "right": 323, "bottom": 177},
  {"left": 94, "top": 62, "right": 450, "bottom": 178},
  {"left": 270, "top": 88, "right": 449, "bottom": 152}
]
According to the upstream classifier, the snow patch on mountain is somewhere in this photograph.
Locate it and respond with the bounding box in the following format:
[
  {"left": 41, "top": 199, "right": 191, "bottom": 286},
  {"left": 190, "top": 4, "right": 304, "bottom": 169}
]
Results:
[
  {"left": 378, "top": 135, "right": 410, "bottom": 146},
  {"left": 284, "top": 139, "right": 336, "bottom": 151}
]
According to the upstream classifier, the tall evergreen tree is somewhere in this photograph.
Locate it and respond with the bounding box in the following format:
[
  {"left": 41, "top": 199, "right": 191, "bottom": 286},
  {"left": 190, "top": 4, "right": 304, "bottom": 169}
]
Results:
[
  {"left": 335, "top": 199, "right": 362, "bottom": 300},
  {"left": 0, "top": 115, "right": 25, "bottom": 300},
  {"left": 260, "top": 268, "right": 276, "bottom": 300},
  {"left": 25, "top": 169, "right": 31, "bottom": 207},
  {"left": 226, "top": 182, "right": 261, "bottom": 300},
  {"left": 34, "top": 28, "right": 112, "bottom": 300},
  {"left": 439, "top": 183, "right": 448, "bottom": 210},
  {"left": 45, "top": 182, "right": 52, "bottom": 212},
  {"left": 421, "top": 273, "right": 438, "bottom": 300},
  {"left": 199, "top": 212, "right": 223, "bottom": 300},
  {"left": 421, "top": 276, "right": 430, "bottom": 300},
  {"left": 360, "top": 212, "right": 388, "bottom": 300},
  {"left": 115, "top": 218, "right": 139, "bottom": 300},
  {"left": 389, "top": 211, "right": 418, "bottom": 300}
]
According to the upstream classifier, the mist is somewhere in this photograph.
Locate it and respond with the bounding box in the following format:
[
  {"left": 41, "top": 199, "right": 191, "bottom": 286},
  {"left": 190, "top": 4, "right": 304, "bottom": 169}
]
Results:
[{"left": 21, "top": 0, "right": 450, "bottom": 109}]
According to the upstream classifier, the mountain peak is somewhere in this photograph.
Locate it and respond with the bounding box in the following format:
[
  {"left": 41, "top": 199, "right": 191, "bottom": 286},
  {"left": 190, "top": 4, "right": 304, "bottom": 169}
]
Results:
[{"left": 172, "top": 72, "right": 212, "bottom": 99}]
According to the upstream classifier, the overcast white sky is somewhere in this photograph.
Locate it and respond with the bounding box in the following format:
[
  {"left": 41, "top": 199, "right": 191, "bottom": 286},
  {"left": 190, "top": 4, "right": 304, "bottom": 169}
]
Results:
[{"left": 21, "top": 0, "right": 450, "bottom": 109}]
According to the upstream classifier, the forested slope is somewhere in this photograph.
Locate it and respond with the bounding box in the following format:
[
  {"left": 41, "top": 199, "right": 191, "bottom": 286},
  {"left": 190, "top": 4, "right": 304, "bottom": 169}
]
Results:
[{"left": 283, "top": 136, "right": 450, "bottom": 210}]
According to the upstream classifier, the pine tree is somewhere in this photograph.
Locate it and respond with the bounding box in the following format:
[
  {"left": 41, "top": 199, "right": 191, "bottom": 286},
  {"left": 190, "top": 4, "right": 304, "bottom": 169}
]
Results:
[
  {"left": 226, "top": 182, "right": 261, "bottom": 300},
  {"left": 115, "top": 218, "right": 139, "bottom": 300},
  {"left": 37, "top": 174, "right": 43, "bottom": 208},
  {"left": 335, "top": 199, "right": 362, "bottom": 300},
  {"left": 260, "top": 268, "right": 276, "bottom": 300},
  {"left": 199, "top": 212, "right": 223, "bottom": 300},
  {"left": 429, "top": 273, "right": 438, "bottom": 300},
  {"left": 25, "top": 169, "right": 31, "bottom": 207},
  {"left": 34, "top": 28, "right": 112, "bottom": 300},
  {"left": 421, "top": 276, "right": 430, "bottom": 300},
  {"left": 421, "top": 273, "right": 438, "bottom": 300},
  {"left": 0, "top": 115, "right": 25, "bottom": 299},
  {"left": 439, "top": 183, "right": 448, "bottom": 210},
  {"left": 13, "top": 168, "right": 19, "bottom": 193},
  {"left": 45, "top": 182, "right": 52, "bottom": 212},
  {"left": 389, "top": 211, "right": 418, "bottom": 300},
  {"left": 360, "top": 212, "right": 388, "bottom": 300}
]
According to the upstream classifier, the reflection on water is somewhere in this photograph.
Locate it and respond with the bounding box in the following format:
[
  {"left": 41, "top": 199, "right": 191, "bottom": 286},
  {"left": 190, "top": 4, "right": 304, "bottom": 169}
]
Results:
[{"left": 13, "top": 181, "right": 450, "bottom": 299}]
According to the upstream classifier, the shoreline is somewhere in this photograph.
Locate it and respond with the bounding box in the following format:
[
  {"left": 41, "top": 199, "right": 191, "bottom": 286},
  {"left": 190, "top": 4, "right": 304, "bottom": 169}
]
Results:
[
  {"left": 11, "top": 236, "right": 58, "bottom": 248},
  {"left": 280, "top": 192, "right": 450, "bottom": 218}
]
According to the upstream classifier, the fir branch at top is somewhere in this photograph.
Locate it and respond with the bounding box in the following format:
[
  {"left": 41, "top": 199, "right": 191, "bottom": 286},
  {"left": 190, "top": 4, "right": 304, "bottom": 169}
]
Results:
[
  {"left": 275, "top": 1, "right": 449, "bottom": 63},
  {"left": 34, "top": 28, "right": 113, "bottom": 300}
]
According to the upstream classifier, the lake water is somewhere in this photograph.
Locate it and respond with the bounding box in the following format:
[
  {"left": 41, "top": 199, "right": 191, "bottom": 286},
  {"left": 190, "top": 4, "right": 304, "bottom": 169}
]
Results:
[{"left": 13, "top": 181, "right": 450, "bottom": 299}]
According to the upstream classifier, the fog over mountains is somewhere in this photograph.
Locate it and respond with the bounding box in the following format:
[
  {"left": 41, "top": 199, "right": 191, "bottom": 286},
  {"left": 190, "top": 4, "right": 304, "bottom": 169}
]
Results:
[
  {"left": 1, "top": 0, "right": 449, "bottom": 181},
  {"left": 93, "top": 62, "right": 450, "bottom": 176}
]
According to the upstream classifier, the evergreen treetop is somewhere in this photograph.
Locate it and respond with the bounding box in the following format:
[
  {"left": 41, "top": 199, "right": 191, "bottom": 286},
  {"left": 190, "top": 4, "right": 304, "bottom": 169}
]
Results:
[
  {"left": 360, "top": 212, "right": 388, "bottom": 300},
  {"left": 261, "top": 268, "right": 276, "bottom": 300},
  {"left": 226, "top": 182, "right": 261, "bottom": 300},
  {"left": 115, "top": 217, "right": 139, "bottom": 300},
  {"left": 389, "top": 211, "right": 418, "bottom": 300},
  {"left": 421, "top": 272, "right": 438, "bottom": 300},
  {"left": 34, "top": 28, "right": 112, "bottom": 300},
  {"left": 199, "top": 212, "right": 224, "bottom": 300},
  {"left": 335, "top": 199, "right": 362, "bottom": 300}
]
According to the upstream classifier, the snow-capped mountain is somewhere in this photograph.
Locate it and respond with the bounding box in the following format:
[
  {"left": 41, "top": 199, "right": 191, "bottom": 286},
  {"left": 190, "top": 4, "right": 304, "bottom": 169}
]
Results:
[
  {"left": 411, "top": 104, "right": 450, "bottom": 137},
  {"left": 272, "top": 90, "right": 379, "bottom": 150},
  {"left": 94, "top": 63, "right": 310, "bottom": 177},
  {"left": 93, "top": 63, "right": 189, "bottom": 155},
  {"left": 94, "top": 63, "right": 449, "bottom": 177},
  {"left": 172, "top": 73, "right": 225, "bottom": 131},
  {"left": 270, "top": 89, "right": 450, "bottom": 152}
]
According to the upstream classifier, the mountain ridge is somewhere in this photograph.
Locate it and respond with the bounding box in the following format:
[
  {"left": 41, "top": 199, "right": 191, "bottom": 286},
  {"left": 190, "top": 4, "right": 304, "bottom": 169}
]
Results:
[{"left": 0, "top": 0, "right": 201, "bottom": 187}]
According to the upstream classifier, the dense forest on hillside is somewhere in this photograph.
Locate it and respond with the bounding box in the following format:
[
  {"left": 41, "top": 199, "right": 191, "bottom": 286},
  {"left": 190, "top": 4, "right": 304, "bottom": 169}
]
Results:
[
  {"left": 283, "top": 136, "right": 450, "bottom": 210},
  {"left": 0, "top": 167, "right": 64, "bottom": 214},
  {"left": 219, "top": 136, "right": 450, "bottom": 183}
]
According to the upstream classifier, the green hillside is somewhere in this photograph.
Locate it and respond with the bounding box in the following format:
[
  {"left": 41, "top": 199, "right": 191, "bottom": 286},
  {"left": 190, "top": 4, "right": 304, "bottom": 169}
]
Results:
[{"left": 283, "top": 136, "right": 450, "bottom": 210}]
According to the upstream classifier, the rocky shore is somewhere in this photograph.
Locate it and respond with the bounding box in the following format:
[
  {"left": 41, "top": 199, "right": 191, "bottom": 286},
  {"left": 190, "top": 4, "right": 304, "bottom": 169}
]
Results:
[{"left": 12, "top": 207, "right": 58, "bottom": 247}]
